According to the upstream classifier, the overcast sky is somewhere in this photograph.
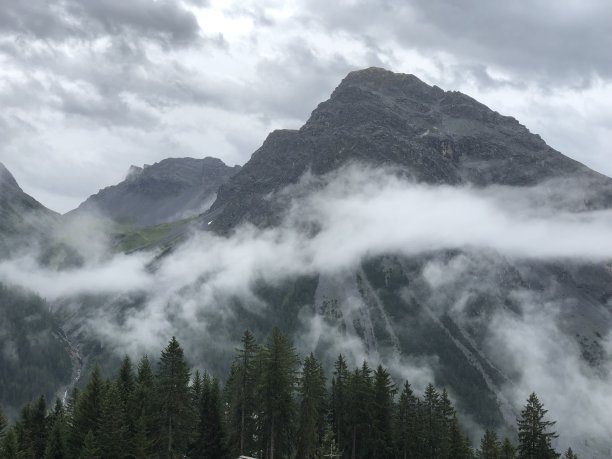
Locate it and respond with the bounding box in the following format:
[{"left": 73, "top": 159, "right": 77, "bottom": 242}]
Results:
[{"left": 0, "top": 0, "right": 611, "bottom": 213}]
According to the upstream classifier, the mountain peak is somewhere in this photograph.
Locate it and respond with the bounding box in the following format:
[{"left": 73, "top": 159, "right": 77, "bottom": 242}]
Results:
[{"left": 0, "top": 162, "right": 21, "bottom": 192}]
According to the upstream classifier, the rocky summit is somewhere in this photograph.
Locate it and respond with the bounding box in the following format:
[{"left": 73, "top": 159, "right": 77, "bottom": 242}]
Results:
[
  {"left": 71, "top": 156, "right": 240, "bottom": 227},
  {"left": 205, "top": 67, "right": 612, "bottom": 232}
]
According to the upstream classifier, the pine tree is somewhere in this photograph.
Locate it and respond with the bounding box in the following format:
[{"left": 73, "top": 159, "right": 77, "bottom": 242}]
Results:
[
  {"left": 346, "top": 362, "right": 373, "bottom": 459},
  {"left": 193, "top": 374, "right": 228, "bottom": 458},
  {"left": 370, "top": 365, "right": 396, "bottom": 459},
  {"left": 438, "top": 389, "right": 455, "bottom": 458},
  {"left": 79, "top": 430, "right": 99, "bottom": 459},
  {"left": 257, "top": 327, "right": 299, "bottom": 459},
  {"left": 479, "top": 429, "right": 501, "bottom": 459},
  {"left": 28, "top": 395, "right": 49, "bottom": 458},
  {"left": 395, "top": 381, "right": 418, "bottom": 459},
  {"left": 331, "top": 354, "right": 349, "bottom": 455},
  {"left": 1, "top": 428, "right": 19, "bottom": 459},
  {"left": 423, "top": 383, "right": 442, "bottom": 459},
  {"left": 117, "top": 355, "right": 137, "bottom": 451},
  {"left": 156, "top": 336, "right": 193, "bottom": 458},
  {"left": 225, "top": 329, "right": 259, "bottom": 458},
  {"left": 44, "top": 417, "right": 68, "bottom": 459},
  {"left": 97, "top": 380, "right": 128, "bottom": 458},
  {"left": 517, "top": 393, "right": 559, "bottom": 459},
  {"left": 563, "top": 447, "right": 578, "bottom": 459},
  {"left": 70, "top": 365, "right": 103, "bottom": 457},
  {"left": 135, "top": 355, "right": 156, "bottom": 457},
  {"left": 0, "top": 404, "right": 7, "bottom": 439},
  {"left": 500, "top": 437, "right": 515, "bottom": 459},
  {"left": 296, "top": 353, "right": 327, "bottom": 459}
]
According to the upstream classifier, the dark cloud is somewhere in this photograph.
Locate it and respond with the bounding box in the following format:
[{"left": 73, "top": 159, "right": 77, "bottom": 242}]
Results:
[
  {"left": 302, "top": 0, "right": 612, "bottom": 87},
  {"left": 0, "top": 0, "right": 201, "bottom": 47}
]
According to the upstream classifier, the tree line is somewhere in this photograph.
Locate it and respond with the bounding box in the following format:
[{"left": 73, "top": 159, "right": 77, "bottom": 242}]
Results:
[{"left": 0, "top": 328, "right": 579, "bottom": 458}]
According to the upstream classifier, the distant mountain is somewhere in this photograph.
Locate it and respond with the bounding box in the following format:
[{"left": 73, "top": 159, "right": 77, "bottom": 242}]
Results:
[
  {"left": 206, "top": 67, "right": 612, "bottom": 232},
  {"left": 70, "top": 157, "right": 240, "bottom": 227},
  {"left": 0, "top": 162, "right": 58, "bottom": 258}
]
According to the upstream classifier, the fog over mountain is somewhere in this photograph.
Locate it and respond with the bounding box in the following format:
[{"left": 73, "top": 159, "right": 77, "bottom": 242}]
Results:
[{"left": 0, "top": 68, "right": 611, "bottom": 456}]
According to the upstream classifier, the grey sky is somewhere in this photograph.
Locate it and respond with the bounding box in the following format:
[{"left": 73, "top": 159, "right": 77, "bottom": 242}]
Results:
[{"left": 0, "top": 0, "right": 610, "bottom": 212}]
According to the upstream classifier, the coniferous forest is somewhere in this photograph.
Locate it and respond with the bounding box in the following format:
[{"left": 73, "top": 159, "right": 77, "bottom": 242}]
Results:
[{"left": 0, "top": 328, "right": 578, "bottom": 459}]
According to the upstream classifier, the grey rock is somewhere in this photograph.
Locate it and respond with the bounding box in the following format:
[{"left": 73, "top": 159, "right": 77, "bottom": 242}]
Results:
[{"left": 71, "top": 156, "right": 240, "bottom": 227}]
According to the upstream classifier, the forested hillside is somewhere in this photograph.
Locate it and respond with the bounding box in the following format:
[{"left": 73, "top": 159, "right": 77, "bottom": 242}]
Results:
[{"left": 0, "top": 329, "right": 575, "bottom": 459}]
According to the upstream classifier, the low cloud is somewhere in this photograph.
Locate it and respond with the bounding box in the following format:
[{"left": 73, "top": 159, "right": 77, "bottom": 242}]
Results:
[{"left": 1, "top": 165, "right": 611, "bottom": 449}]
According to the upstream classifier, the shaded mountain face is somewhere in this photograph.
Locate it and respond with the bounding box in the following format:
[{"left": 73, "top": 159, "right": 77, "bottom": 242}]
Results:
[
  {"left": 71, "top": 157, "right": 240, "bottom": 227},
  {"left": 0, "top": 163, "right": 58, "bottom": 258},
  {"left": 206, "top": 67, "right": 612, "bottom": 232}
]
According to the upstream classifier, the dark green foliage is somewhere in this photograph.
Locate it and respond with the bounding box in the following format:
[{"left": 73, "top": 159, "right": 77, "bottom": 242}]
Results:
[
  {"left": 395, "top": 381, "right": 419, "bottom": 459},
  {"left": 256, "top": 327, "right": 299, "bottom": 459},
  {"left": 0, "top": 331, "right": 578, "bottom": 459},
  {"left": 193, "top": 374, "right": 228, "bottom": 458},
  {"left": 1, "top": 428, "right": 18, "bottom": 459},
  {"left": 97, "top": 381, "right": 128, "bottom": 458},
  {"left": 296, "top": 353, "right": 327, "bottom": 459},
  {"left": 500, "top": 437, "right": 516, "bottom": 459},
  {"left": 156, "top": 337, "right": 193, "bottom": 458},
  {"left": 563, "top": 447, "right": 578, "bottom": 459},
  {"left": 517, "top": 393, "right": 559, "bottom": 459},
  {"left": 331, "top": 354, "right": 350, "bottom": 455},
  {"left": 370, "top": 365, "right": 396, "bottom": 459},
  {"left": 0, "top": 404, "right": 7, "bottom": 438},
  {"left": 69, "top": 365, "right": 103, "bottom": 457},
  {"left": 479, "top": 429, "right": 501, "bottom": 459},
  {"left": 79, "top": 430, "right": 99, "bottom": 459},
  {"left": 225, "top": 329, "right": 259, "bottom": 457}
]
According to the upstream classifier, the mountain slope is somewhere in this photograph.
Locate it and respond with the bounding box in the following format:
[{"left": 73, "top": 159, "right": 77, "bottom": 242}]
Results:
[
  {"left": 0, "top": 162, "right": 58, "bottom": 258},
  {"left": 205, "top": 67, "right": 612, "bottom": 232},
  {"left": 71, "top": 157, "right": 240, "bottom": 227}
]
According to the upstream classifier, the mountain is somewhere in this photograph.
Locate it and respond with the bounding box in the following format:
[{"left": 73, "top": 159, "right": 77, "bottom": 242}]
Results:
[
  {"left": 184, "top": 68, "right": 612, "bottom": 448},
  {"left": 71, "top": 156, "right": 240, "bottom": 227},
  {"left": 0, "top": 162, "right": 58, "bottom": 258},
  {"left": 2, "top": 68, "right": 611, "bottom": 454},
  {"left": 205, "top": 67, "right": 612, "bottom": 232}
]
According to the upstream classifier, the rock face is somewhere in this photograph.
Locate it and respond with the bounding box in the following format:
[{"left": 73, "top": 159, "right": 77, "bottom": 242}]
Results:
[
  {"left": 72, "top": 157, "right": 240, "bottom": 227},
  {"left": 0, "top": 162, "right": 58, "bottom": 257},
  {"left": 206, "top": 67, "right": 612, "bottom": 232}
]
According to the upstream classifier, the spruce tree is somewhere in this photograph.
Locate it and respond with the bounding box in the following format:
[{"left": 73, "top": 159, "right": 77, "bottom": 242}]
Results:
[
  {"left": 44, "top": 417, "right": 68, "bottom": 459},
  {"left": 395, "top": 381, "right": 418, "bottom": 459},
  {"left": 517, "top": 393, "right": 559, "bottom": 459},
  {"left": 28, "top": 395, "right": 49, "bottom": 458},
  {"left": 370, "top": 365, "right": 396, "bottom": 459},
  {"left": 135, "top": 355, "right": 156, "bottom": 457},
  {"left": 296, "top": 353, "right": 327, "bottom": 459},
  {"left": 117, "top": 355, "right": 137, "bottom": 451},
  {"left": 563, "top": 447, "right": 578, "bottom": 459},
  {"left": 423, "top": 383, "right": 442, "bottom": 459},
  {"left": 226, "top": 329, "right": 258, "bottom": 457},
  {"left": 79, "top": 430, "right": 99, "bottom": 459},
  {"left": 331, "top": 354, "right": 349, "bottom": 455},
  {"left": 70, "top": 365, "right": 103, "bottom": 457},
  {"left": 0, "top": 404, "right": 7, "bottom": 439},
  {"left": 257, "top": 327, "right": 298, "bottom": 459},
  {"left": 156, "top": 337, "right": 193, "bottom": 458},
  {"left": 1, "top": 428, "right": 18, "bottom": 459},
  {"left": 479, "top": 429, "right": 501, "bottom": 459},
  {"left": 500, "top": 437, "right": 515, "bottom": 459},
  {"left": 97, "top": 381, "right": 128, "bottom": 458},
  {"left": 448, "top": 415, "right": 470, "bottom": 459},
  {"left": 193, "top": 374, "right": 228, "bottom": 458}
]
